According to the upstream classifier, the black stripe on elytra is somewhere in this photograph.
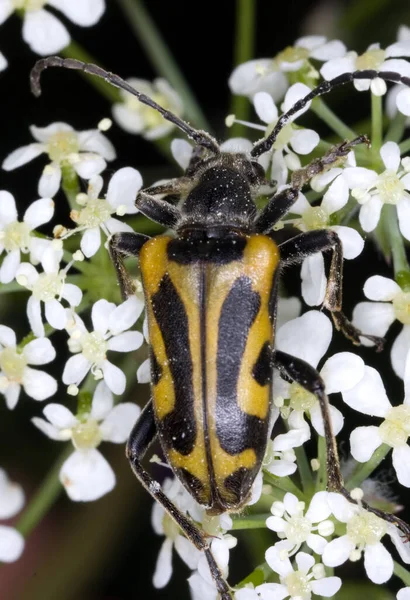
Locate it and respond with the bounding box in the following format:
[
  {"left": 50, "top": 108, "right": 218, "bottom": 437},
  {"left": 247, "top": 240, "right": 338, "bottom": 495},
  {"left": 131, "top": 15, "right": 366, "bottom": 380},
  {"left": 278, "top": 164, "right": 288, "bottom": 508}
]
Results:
[
  {"left": 176, "top": 467, "right": 206, "bottom": 503},
  {"left": 151, "top": 275, "right": 196, "bottom": 455},
  {"left": 224, "top": 467, "right": 253, "bottom": 505},
  {"left": 167, "top": 237, "right": 247, "bottom": 264},
  {"left": 150, "top": 349, "right": 162, "bottom": 386},
  {"left": 216, "top": 276, "right": 269, "bottom": 457},
  {"left": 252, "top": 342, "right": 272, "bottom": 386}
]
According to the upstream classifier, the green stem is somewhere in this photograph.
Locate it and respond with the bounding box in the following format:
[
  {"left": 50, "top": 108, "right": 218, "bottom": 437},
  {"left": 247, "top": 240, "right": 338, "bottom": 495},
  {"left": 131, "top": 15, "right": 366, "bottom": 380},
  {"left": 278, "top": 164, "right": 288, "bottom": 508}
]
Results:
[
  {"left": 383, "top": 204, "right": 410, "bottom": 289},
  {"left": 294, "top": 446, "right": 314, "bottom": 495},
  {"left": 61, "top": 42, "right": 120, "bottom": 103},
  {"left": 116, "top": 0, "right": 210, "bottom": 131},
  {"left": 311, "top": 98, "right": 357, "bottom": 140},
  {"left": 16, "top": 446, "right": 71, "bottom": 536},
  {"left": 345, "top": 444, "right": 390, "bottom": 490},
  {"left": 385, "top": 111, "right": 407, "bottom": 144},
  {"left": 394, "top": 561, "right": 410, "bottom": 586},
  {"left": 371, "top": 92, "right": 383, "bottom": 159},
  {"left": 263, "top": 470, "right": 305, "bottom": 499},
  {"left": 0, "top": 282, "right": 28, "bottom": 294},
  {"left": 229, "top": 0, "right": 256, "bottom": 137},
  {"left": 399, "top": 136, "right": 410, "bottom": 155},
  {"left": 61, "top": 164, "right": 81, "bottom": 211},
  {"left": 231, "top": 514, "right": 270, "bottom": 530}
]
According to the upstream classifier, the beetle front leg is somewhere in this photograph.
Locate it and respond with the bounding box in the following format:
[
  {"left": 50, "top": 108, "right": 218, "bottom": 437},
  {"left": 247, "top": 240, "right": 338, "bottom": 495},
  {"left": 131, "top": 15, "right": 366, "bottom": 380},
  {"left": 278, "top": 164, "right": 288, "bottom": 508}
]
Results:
[
  {"left": 278, "top": 229, "right": 384, "bottom": 349},
  {"left": 109, "top": 231, "right": 150, "bottom": 299},
  {"left": 127, "top": 401, "right": 233, "bottom": 600},
  {"left": 273, "top": 350, "right": 410, "bottom": 538}
]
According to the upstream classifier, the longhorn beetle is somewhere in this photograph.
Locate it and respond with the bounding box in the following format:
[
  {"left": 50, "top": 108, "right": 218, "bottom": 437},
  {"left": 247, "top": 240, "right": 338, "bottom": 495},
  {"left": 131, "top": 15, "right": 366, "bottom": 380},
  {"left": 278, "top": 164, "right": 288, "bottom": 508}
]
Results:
[{"left": 31, "top": 58, "right": 410, "bottom": 599}]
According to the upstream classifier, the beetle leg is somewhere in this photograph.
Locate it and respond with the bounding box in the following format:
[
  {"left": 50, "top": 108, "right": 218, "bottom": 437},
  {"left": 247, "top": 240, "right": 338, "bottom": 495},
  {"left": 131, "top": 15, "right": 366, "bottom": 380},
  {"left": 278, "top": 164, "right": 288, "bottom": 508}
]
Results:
[
  {"left": 136, "top": 176, "right": 195, "bottom": 228},
  {"left": 109, "top": 232, "right": 150, "bottom": 299},
  {"left": 278, "top": 229, "right": 384, "bottom": 350},
  {"left": 273, "top": 350, "right": 410, "bottom": 538},
  {"left": 254, "top": 136, "right": 368, "bottom": 233},
  {"left": 127, "top": 401, "right": 233, "bottom": 600}
]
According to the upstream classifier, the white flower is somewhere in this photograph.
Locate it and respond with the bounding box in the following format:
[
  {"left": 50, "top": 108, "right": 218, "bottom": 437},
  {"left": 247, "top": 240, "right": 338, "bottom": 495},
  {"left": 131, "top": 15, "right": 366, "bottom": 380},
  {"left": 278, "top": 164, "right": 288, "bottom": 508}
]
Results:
[
  {"left": 264, "top": 549, "right": 341, "bottom": 599},
  {"left": 321, "top": 41, "right": 410, "bottom": 96},
  {"left": 288, "top": 183, "right": 363, "bottom": 306},
  {"left": 0, "top": 0, "right": 105, "bottom": 56},
  {"left": 266, "top": 492, "right": 334, "bottom": 557},
  {"left": 63, "top": 297, "right": 144, "bottom": 395},
  {"left": 0, "top": 51, "right": 7, "bottom": 71},
  {"left": 0, "top": 191, "right": 54, "bottom": 283},
  {"left": 342, "top": 352, "right": 410, "bottom": 487},
  {"left": 246, "top": 85, "right": 320, "bottom": 186},
  {"left": 322, "top": 492, "right": 410, "bottom": 583},
  {"left": 190, "top": 534, "right": 237, "bottom": 600},
  {"left": 68, "top": 168, "right": 142, "bottom": 258},
  {"left": 272, "top": 311, "right": 364, "bottom": 447},
  {"left": 398, "top": 588, "right": 410, "bottom": 600},
  {"left": 0, "top": 469, "right": 25, "bottom": 562},
  {"left": 32, "top": 381, "right": 140, "bottom": 501},
  {"left": 344, "top": 142, "right": 410, "bottom": 237},
  {"left": 352, "top": 275, "right": 410, "bottom": 378},
  {"left": 2, "top": 122, "right": 115, "bottom": 197},
  {"left": 112, "top": 78, "right": 183, "bottom": 140},
  {"left": 16, "top": 247, "right": 82, "bottom": 337},
  {"left": 151, "top": 477, "right": 202, "bottom": 589},
  {"left": 0, "top": 326, "right": 57, "bottom": 408},
  {"left": 263, "top": 441, "right": 297, "bottom": 478}
]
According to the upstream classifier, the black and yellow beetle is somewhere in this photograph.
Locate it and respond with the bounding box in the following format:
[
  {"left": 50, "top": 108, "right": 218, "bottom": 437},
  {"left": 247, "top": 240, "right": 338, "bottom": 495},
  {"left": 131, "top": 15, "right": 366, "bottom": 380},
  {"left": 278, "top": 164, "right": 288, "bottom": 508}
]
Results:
[{"left": 30, "top": 58, "right": 410, "bottom": 599}]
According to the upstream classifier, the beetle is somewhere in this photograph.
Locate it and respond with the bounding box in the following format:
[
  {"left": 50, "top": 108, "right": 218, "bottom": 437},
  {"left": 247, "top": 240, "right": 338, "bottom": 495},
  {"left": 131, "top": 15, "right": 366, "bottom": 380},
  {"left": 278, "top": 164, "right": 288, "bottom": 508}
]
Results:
[{"left": 31, "top": 58, "right": 410, "bottom": 599}]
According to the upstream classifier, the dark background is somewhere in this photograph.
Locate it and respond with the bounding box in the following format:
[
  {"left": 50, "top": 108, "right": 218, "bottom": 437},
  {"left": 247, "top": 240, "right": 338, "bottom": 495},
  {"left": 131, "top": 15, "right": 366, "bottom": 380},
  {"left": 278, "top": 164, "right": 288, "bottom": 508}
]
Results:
[{"left": 1, "top": 1, "right": 410, "bottom": 599}]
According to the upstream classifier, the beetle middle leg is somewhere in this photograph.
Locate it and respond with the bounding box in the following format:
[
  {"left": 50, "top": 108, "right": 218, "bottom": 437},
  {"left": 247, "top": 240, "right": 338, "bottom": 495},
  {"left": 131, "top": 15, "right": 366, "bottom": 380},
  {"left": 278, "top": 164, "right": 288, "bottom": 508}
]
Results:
[
  {"left": 273, "top": 350, "right": 410, "bottom": 538},
  {"left": 127, "top": 400, "right": 233, "bottom": 600},
  {"left": 278, "top": 229, "right": 384, "bottom": 349},
  {"left": 108, "top": 232, "right": 150, "bottom": 299}
]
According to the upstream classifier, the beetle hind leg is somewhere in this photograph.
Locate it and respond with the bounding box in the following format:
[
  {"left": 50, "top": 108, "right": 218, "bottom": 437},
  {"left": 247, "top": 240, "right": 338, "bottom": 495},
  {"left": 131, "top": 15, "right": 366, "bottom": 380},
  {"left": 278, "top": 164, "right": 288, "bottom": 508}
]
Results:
[
  {"left": 127, "top": 400, "right": 233, "bottom": 599},
  {"left": 273, "top": 350, "right": 410, "bottom": 538}
]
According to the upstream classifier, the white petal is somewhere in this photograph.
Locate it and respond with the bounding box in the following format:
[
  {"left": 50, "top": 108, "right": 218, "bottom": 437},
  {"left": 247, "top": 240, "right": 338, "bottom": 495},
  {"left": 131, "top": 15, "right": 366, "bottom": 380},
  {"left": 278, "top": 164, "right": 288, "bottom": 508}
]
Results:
[
  {"left": 276, "top": 310, "right": 332, "bottom": 368},
  {"left": 307, "top": 532, "right": 328, "bottom": 554},
  {"left": 137, "top": 358, "right": 151, "bottom": 383},
  {"left": 290, "top": 129, "right": 319, "bottom": 155},
  {"left": 364, "top": 542, "right": 393, "bottom": 584},
  {"left": 22, "top": 367, "right": 57, "bottom": 400},
  {"left": 380, "top": 141, "right": 401, "bottom": 171},
  {"left": 359, "top": 195, "right": 383, "bottom": 232},
  {"left": 283, "top": 83, "right": 312, "bottom": 118},
  {"left": 108, "top": 296, "right": 144, "bottom": 335},
  {"left": 0, "top": 250, "right": 20, "bottom": 283},
  {"left": 311, "top": 403, "right": 344, "bottom": 437},
  {"left": 44, "top": 403, "right": 77, "bottom": 429},
  {"left": 321, "top": 175, "right": 349, "bottom": 214},
  {"left": 228, "top": 59, "right": 288, "bottom": 100},
  {"left": 77, "top": 130, "right": 115, "bottom": 160},
  {"left": 81, "top": 227, "right": 101, "bottom": 258},
  {"left": 266, "top": 458, "right": 297, "bottom": 477},
  {"left": 45, "top": 299, "right": 67, "bottom": 330},
  {"left": 398, "top": 589, "right": 410, "bottom": 600},
  {"left": 175, "top": 535, "right": 201, "bottom": 570},
  {"left": 61, "top": 283, "right": 82, "bottom": 307},
  {"left": 4, "top": 383, "right": 21, "bottom": 410},
  {"left": 91, "top": 298, "right": 116, "bottom": 334},
  {"left": 392, "top": 445, "right": 410, "bottom": 487},
  {"left": 153, "top": 537, "right": 173, "bottom": 588},
  {"left": 0, "top": 0, "right": 13, "bottom": 25},
  {"left": 60, "top": 449, "right": 115, "bottom": 501},
  {"left": 48, "top": 0, "right": 105, "bottom": 25},
  {"left": 397, "top": 88, "right": 410, "bottom": 116},
  {"left": 0, "top": 472, "right": 24, "bottom": 519},
  {"left": 397, "top": 197, "right": 410, "bottom": 241},
  {"left": 350, "top": 426, "right": 383, "bottom": 462},
  {"left": 283, "top": 492, "right": 299, "bottom": 516},
  {"left": 295, "top": 551, "right": 315, "bottom": 574},
  {"left": 342, "top": 366, "right": 391, "bottom": 416},
  {"left": 100, "top": 403, "right": 141, "bottom": 443},
  {"left": 321, "top": 352, "right": 365, "bottom": 393},
  {"left": 23, "top": 337, "right": 56, "bottom": 364},
  {"left": 352, "top": 301, "right": 395, "bottom": 342},
  {"left": 253, "top": 92, "right": 278, "bottom": 124},
  {"left": 62, "top": 354, "right": 91, "bottom": 385},
  {"left": 112, "top": 104, "right": 144, "bottom": 135},
  {"left": 271, "top": 150, "right": 288, "bottom": 186},
  {"left": 388, "top": 524, "right": 410, "bottom": 564},
  {"left": 272, "top": 426, "right": 310, "bottom": 450},
  {"left": 276, "top": 296, "right": 301, "bottom": 329},
  {"left": 101, "top": 360, "right": 126, "bottom": 395},
  {"left": 320, "top": 56, "right": 355, "bottom": 80},
  {"left": 107, "top": 331, "right": 144, "bottom": 352},
  {"left": 343, "top": 166, "right": 378, "bottom": 188},
  {"left": 265, "top": 546, "right": 293, "bottom": 577},
  {"left": 311, "top": 577, "right": 342, "bottom": 597},
  {"left": 295, "top": 35, "right": 326, "bottom": 50},
  {"left": 322, "top": 535, "right": 354, "bottom": 566},
  {"left": 332, "top": 225, "right": 364, "bottom": 259},
  {"left": 106, "top": 167, "right": 142, "bottom": 211},
  {"left": 30, "top": 122, "right": 73, "bottom": 142},
  {"left": 363, "top": 275, "right": 401, "bottom": 301},
  {"left": 301, "top": 253, "right": 327, "bottom": 306},
  {"left": 311, "top": 168, "right": 342, "bottom": 192},
  {"left": 0, "top": 191, "right": 17, "bottom": 224},
  {"left": 27, "top": 296, "right": 44, "bottom": 338},
  {"left": 23, "top": 9, "right": 70, "bottom": 55},
  {"left": 0, "top": 526, "right": 25, "bottom": 562},
  {"left": 266, "top": 516, "right": 286, "bottom": 533},
  {"left": 32, "top": 416, "right": 64, "bottom": 440},
  {"left": 327, "top": 492, "right": 356, "bottom": 522},
  {"left": 0, "top": 325, "right": 16, "bottom": 348},
  {"left": 74, "top": 154, "right": 106, "bottom": 179},
  {"left": 305, "top": 491, "right": 331, "bottom": 522},
  {"left": 171, "top": 139, "right": 193, "bottom": 170},
  {"left": 105, "top": 217, "right": 134, "bottom": 235},
  {"left": 2, "top": 144, "right": 44, "bottom": 171},
  {"left": 23, "top": 198, "right": 55, "bottom": 230},
  {"left": 392, "top": 325, "right": 410, "bottom": 379},
  {"left": 38, "top": 164, "right": 61, "bottom": 197},
  {"left": 310, "top": 40, "right": 346, "bottom": 60},
  {"left": 90, "top": 380, "right": 113, "bottom": 420}
]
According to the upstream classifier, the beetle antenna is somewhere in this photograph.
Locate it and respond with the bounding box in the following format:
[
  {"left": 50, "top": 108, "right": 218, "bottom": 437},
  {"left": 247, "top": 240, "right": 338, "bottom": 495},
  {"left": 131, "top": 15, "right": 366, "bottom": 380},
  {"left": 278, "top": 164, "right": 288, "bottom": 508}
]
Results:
[
  {"left": 30, "top": 56, "right": 220, "bottom": 155},
  {"left": 251, "top": 69, "right": 410, "bottom": 158}
]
